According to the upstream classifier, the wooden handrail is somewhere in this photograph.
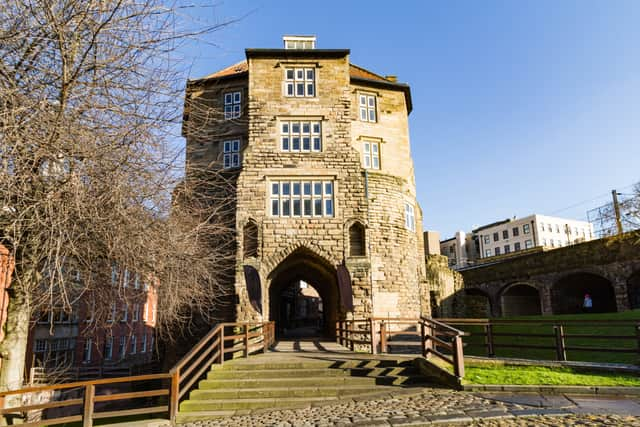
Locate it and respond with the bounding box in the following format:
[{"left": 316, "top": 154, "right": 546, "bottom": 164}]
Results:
[{"left": 0, "top": 320, "right": 275, "bottom": 427}]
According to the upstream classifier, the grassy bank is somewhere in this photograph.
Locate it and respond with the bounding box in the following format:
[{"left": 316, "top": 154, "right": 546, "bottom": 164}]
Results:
[{"left": 462, "top": 363, "right": 640, "bottom": 386}]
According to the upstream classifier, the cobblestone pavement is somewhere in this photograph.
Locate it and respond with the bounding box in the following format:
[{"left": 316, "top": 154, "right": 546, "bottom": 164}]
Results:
[{"left": 181, "top": 389, "right": 640, "bottom": 426}]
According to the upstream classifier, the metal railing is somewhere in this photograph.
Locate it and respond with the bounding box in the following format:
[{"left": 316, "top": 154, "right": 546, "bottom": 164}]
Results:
[
  {"left": 336, "top": 317, "right": 466, "bottom": 378},
  {"left": 0, "top": 321, "right": 275, "bottom": 427}
]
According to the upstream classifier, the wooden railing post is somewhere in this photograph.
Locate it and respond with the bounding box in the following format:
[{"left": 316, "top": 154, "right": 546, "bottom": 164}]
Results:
[
  {"left": 335, "top": 321, "right": 340, "bottom": 344},
  {"left": 347, "top": 321, "right": 354, "bottom": 351},
  {"left": 554, "top": 325, "right": 566, "bottom": 361},
  {"left": 452, "top": 335, "right": 465, "bottom": 378},
  {"left": 82, "top": 383, "right": 95, "bottom": 427},
  {"left": 219, "top": 327, "right": 225, "bottom": 365},
  {"left": 169, "top": 370, "right": 179, "bottom": 423},
  {"left": 420, "top": 321, "right": 427, "bottom": 358},
  {"left": 380, "top": 321, "right": 387, "bottom": 353},
  {"left": 369, "top": 318, "right": 377, "bottom": 354},
  {"left": 243, "top": 324, "right": 250, "bottom": 358},
  {"left": 485, "top": 323, "right": 495, "bottom": 357}
]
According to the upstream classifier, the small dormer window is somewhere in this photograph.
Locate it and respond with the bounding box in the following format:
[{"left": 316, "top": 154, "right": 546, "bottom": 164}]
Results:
[{"left": 283, "top": 35, "right": 316, "bottom": 49}]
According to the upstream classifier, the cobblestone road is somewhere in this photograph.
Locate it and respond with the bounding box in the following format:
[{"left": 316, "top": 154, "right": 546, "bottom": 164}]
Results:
[{"left": 181, "top": 389, "right": 640, "bottom": 426}]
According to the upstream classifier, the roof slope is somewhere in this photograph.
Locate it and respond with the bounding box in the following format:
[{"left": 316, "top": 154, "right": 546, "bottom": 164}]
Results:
[{"left": 194, "top": 60, "right": 392, "bottom": 83}]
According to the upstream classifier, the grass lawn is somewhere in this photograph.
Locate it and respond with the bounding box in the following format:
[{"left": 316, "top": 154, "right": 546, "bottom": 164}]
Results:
[
  {"left": 451, "top": 310, "right": 640, "bottom": 365},
  {"left": 461, "top": 363, "right": 640, "bottom": 386}
]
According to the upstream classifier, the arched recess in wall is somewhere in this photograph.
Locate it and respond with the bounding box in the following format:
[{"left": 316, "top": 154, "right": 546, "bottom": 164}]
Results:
[
  {"left": 243, "top": 220, "right": 259, "bottom": 258},
  {"left": 463, "top": 288, "right": 491, "bottom": 318},
  {"left": 628, "top": 271, "right": 640, "bottom": 310},
  {"left": 500, "top": 283, "right": 541, "bottom": 317},
  {"left": 348, "top": 222, "right": 366, "bottom": 257},
  {"left": 552, "top": 272, "right": 617, "bottom": 314}
]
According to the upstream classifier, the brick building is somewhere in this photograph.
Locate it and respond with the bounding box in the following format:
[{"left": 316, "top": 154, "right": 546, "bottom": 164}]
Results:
[
  {"left": 26, "top": 267, "right": 157, "bottom": 381},
  {"left": 183, "top": 36, "right": 428, "bottom": 336}
]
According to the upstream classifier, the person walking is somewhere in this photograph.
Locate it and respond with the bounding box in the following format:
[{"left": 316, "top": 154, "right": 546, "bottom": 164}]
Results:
[{"left": 583, "top": 293, "right": 593, "bottom": 312}]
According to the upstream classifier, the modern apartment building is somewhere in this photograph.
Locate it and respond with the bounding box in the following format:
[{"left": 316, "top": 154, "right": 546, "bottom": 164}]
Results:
[
  {"left": 441, "top": 214, "right": 595, "bottom": 269},
  {"left": 183, "top": 35, "right": 428, "bottom": 333}
]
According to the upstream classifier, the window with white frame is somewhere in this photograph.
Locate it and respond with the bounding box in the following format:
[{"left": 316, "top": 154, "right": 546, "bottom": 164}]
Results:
[
  {"left": 359, "top": 94, "right": 377, "bottom": 122},
  {"left": 35, "top": 339, "right": 47, "bottom": 353},
  {"left": 280, "top": 121, "right": 322, "bottom": 152},
  {"left": 119, "top": 336, "right": 126, "bottom": 359},
  {"left": 484, "top": 249, "right": 491, "bottom": 257},
  {"left": 104, "top": 337, "right": 113, "bottom": 360},
  {"left": 141, "top": 335, "right": 147, "bottom": 353},
  {"left": 525, "top": 239, "right": 533, "bottom": 249},
  {"left": 121, "top": 304, "right": 128, "bottom": 323},
  {"left": 108, "top": 302, "right": 116, "bottom": 323},
  {"left": 83, "top": 339, "right": 92, "bottom": 363},
  {"left": 285, "top": 68, "right": 315, "bottom": 97},
  {"left": 362, "top": 141, "right": 380, "bottom": 169},
  {"left": 404, "top": 203, "right": 415, "bottom": 231},
  {"left": 269, "top": 180, "right": 334, "bottom": 217},
  {"left": 222, "top": 139, "right": 240, "bottom": 169},
  {"left": 133, "top": 304, "right": 139, "bottom": 322},
  {"left": 523, "top": 223, "right": 530, "bottom": 234},
  {"left": 130, "top": 336, "right": 137, "bottom": 354},
  {"left": 224, "top": 91, "right": 241, "bottom": 119}
]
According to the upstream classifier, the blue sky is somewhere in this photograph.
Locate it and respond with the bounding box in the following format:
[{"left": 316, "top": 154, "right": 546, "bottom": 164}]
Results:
[{"left": 181, "top": 1, "right": 640, "bottom": 238}]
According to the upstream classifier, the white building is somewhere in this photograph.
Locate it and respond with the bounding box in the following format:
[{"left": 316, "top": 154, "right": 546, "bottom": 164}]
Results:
[{"left": 441, "top": 214, "right": 595, "bottom": 269}]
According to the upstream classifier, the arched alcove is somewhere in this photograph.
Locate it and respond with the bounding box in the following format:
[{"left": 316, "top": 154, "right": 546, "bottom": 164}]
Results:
[
  {"left": 243, "top": 221, "right": 259, "bottom": 258},
  {"left": 348, "top": 222, "right": 366, "bottom": 257},
  {"left": 628, "top": 271, "right": 640, "bottom": 310},
  {"left": 552, "top": 272, "right": 617, "bottom": 314},
  {"left": 463, "top": 288, "right": 492, "bottom": 318},
  {"left": 500, "top": 283, "right": 541, "bottom": 317}
]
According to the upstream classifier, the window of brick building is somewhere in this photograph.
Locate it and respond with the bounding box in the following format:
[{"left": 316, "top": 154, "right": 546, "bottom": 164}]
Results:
[
  {"left": 525, "top": 239, "right": 533, "bottom": 249},
  {"left": 512, "top": 227, "right": 519, "bottom": 236},
  {"left": 130, "top": 336, "right": 137, "bottom": 354},
  {"left": 495, "top": 247, "right": 501, "bottom": 256},
  {"left": 104, "top": 337, "right": 113, "bottom": 360},
  {"left": 502, "top": 230, "right": 509, "bottom": 239},
  {"left": 280, "top": 121, "right": 321, "bottom": 152},
  {"left": 523, "top": 224, "right": 530, "bottom": 234},
  {"left": 222, "top": 139, "right": 240, "bottom": 169},
  {"left": 285, "top": 68, "right": 315, "bottom": 97},
  {"left": 493, "top": 232, "right": 499, "bottom": 242},
  {"left": 504, "top": 244, "right": 510, "bottom": 253},
  {"left": 514, "top": 242, "right": 521, "bottom": 251},
  {"left": 83, "top": 339, "right": 92, "bottom": 363},
  {"left": 119, "top": 336, "right": 126, "bottom": 359},
  {"left": 363, "top": 141, "right": 380, "bottom": 169},
  {"left": 483, "top": 235, "right": 490, "bottom": 244},
  {"left": 224, "top": 91, "right": 241, "bottom": 120},
  {"left": 484, "top": 249, "right": 491, "bottom": 257},
  {"left": 359, "top": 94, "right": 377, "bottom": 122}
]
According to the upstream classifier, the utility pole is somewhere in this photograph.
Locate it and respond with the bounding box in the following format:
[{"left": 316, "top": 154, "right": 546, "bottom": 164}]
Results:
[{"left": 612, "top": 189, "right": 623, "bottom": 235}]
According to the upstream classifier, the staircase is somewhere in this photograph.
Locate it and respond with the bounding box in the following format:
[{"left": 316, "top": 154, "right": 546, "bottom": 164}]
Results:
[{"left": 176, "top": 344, "right": 438, "bottom": 423}]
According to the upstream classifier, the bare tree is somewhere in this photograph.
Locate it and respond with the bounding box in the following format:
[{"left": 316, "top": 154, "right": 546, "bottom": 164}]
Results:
[{"left": 0, "top": 0, "right": 237, "bottom": 397}]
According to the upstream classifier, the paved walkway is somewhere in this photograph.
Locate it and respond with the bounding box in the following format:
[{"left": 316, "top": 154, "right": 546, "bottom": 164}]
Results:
[{"left": 180, "top": 340, "right": 640, "bottom": 426}]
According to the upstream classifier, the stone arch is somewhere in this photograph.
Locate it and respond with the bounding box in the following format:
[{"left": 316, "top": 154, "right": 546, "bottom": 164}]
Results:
[
  {"left": 242, "top": 220, "right": 259, "bottom": 258},
  {"left": 499, "top": 282, "right": 542, "bottom": 317},
  {"left": 348, "top": 221, "right": 366, "bottom": 257},
  {"left": 463, "top": 287, "right": 492, "bottom": 318},
  {"left": 267, "top": 246, "right": 341, "bottom": 338},
  {"left": 552, "top": 272, "right": 617, "bottom": 314},
  {"left": 628, "top": 271, "right": 640, "bottom": 310},
  {"left": 262, "top": 240, "right": 339, "bottom": 275}
]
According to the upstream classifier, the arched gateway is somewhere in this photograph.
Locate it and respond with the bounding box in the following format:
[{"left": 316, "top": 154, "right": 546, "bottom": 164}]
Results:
[{"left": 267, "top": 247, "right": 343, "bottom": 338}]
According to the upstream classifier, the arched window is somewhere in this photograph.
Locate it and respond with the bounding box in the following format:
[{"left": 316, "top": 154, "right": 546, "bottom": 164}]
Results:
[
  {"left": 243, "top": 221, "right": 258, "bottom": 258},
  {"left": 349, "top": 222, "right": 366, "bottom": 257}
]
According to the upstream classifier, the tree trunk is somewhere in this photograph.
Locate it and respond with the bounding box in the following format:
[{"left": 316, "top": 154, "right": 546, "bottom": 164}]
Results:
[{"left": 0, "top": 281, "right": 31, "bottom": 423}]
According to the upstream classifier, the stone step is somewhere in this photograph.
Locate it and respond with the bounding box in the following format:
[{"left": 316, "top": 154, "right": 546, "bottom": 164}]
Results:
[
  {"left": 217, "top": 358, "right": 410, "bottom": 371},
  {"left": 180, "top": 396, "right": 338, "bottom": 412},
  {"left": 197, "top": 376, "right": 379, "bottom": 389},
  {"left": 189, "top": 385, "right": 391, "bottom": 400},
  {"left": 207, "top": 368, "right": 348, "bottom": 379}
]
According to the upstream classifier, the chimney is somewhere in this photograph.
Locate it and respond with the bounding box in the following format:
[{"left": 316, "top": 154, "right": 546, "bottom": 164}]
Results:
[{"left": 385, "top": 75, "right": 397, "bottom": 82}]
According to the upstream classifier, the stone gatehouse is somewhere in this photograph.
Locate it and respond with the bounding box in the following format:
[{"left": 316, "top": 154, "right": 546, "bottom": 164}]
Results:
[{"left": 182, "top": 36, "right": 427, "bottom": 336}]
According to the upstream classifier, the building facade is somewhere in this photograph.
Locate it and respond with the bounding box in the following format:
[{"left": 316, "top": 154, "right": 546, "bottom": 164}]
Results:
[
  {"left": 441, "top": 214, "right": 595, "bottom": 269},
  {"left": 183, "top": 36, "right": 428, "bottom": 335}
]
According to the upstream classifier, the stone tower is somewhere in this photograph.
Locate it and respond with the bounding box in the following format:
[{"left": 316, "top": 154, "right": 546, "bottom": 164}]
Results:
[{"left": 183, "top": 36, "right": 427, "bottom": 336}]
